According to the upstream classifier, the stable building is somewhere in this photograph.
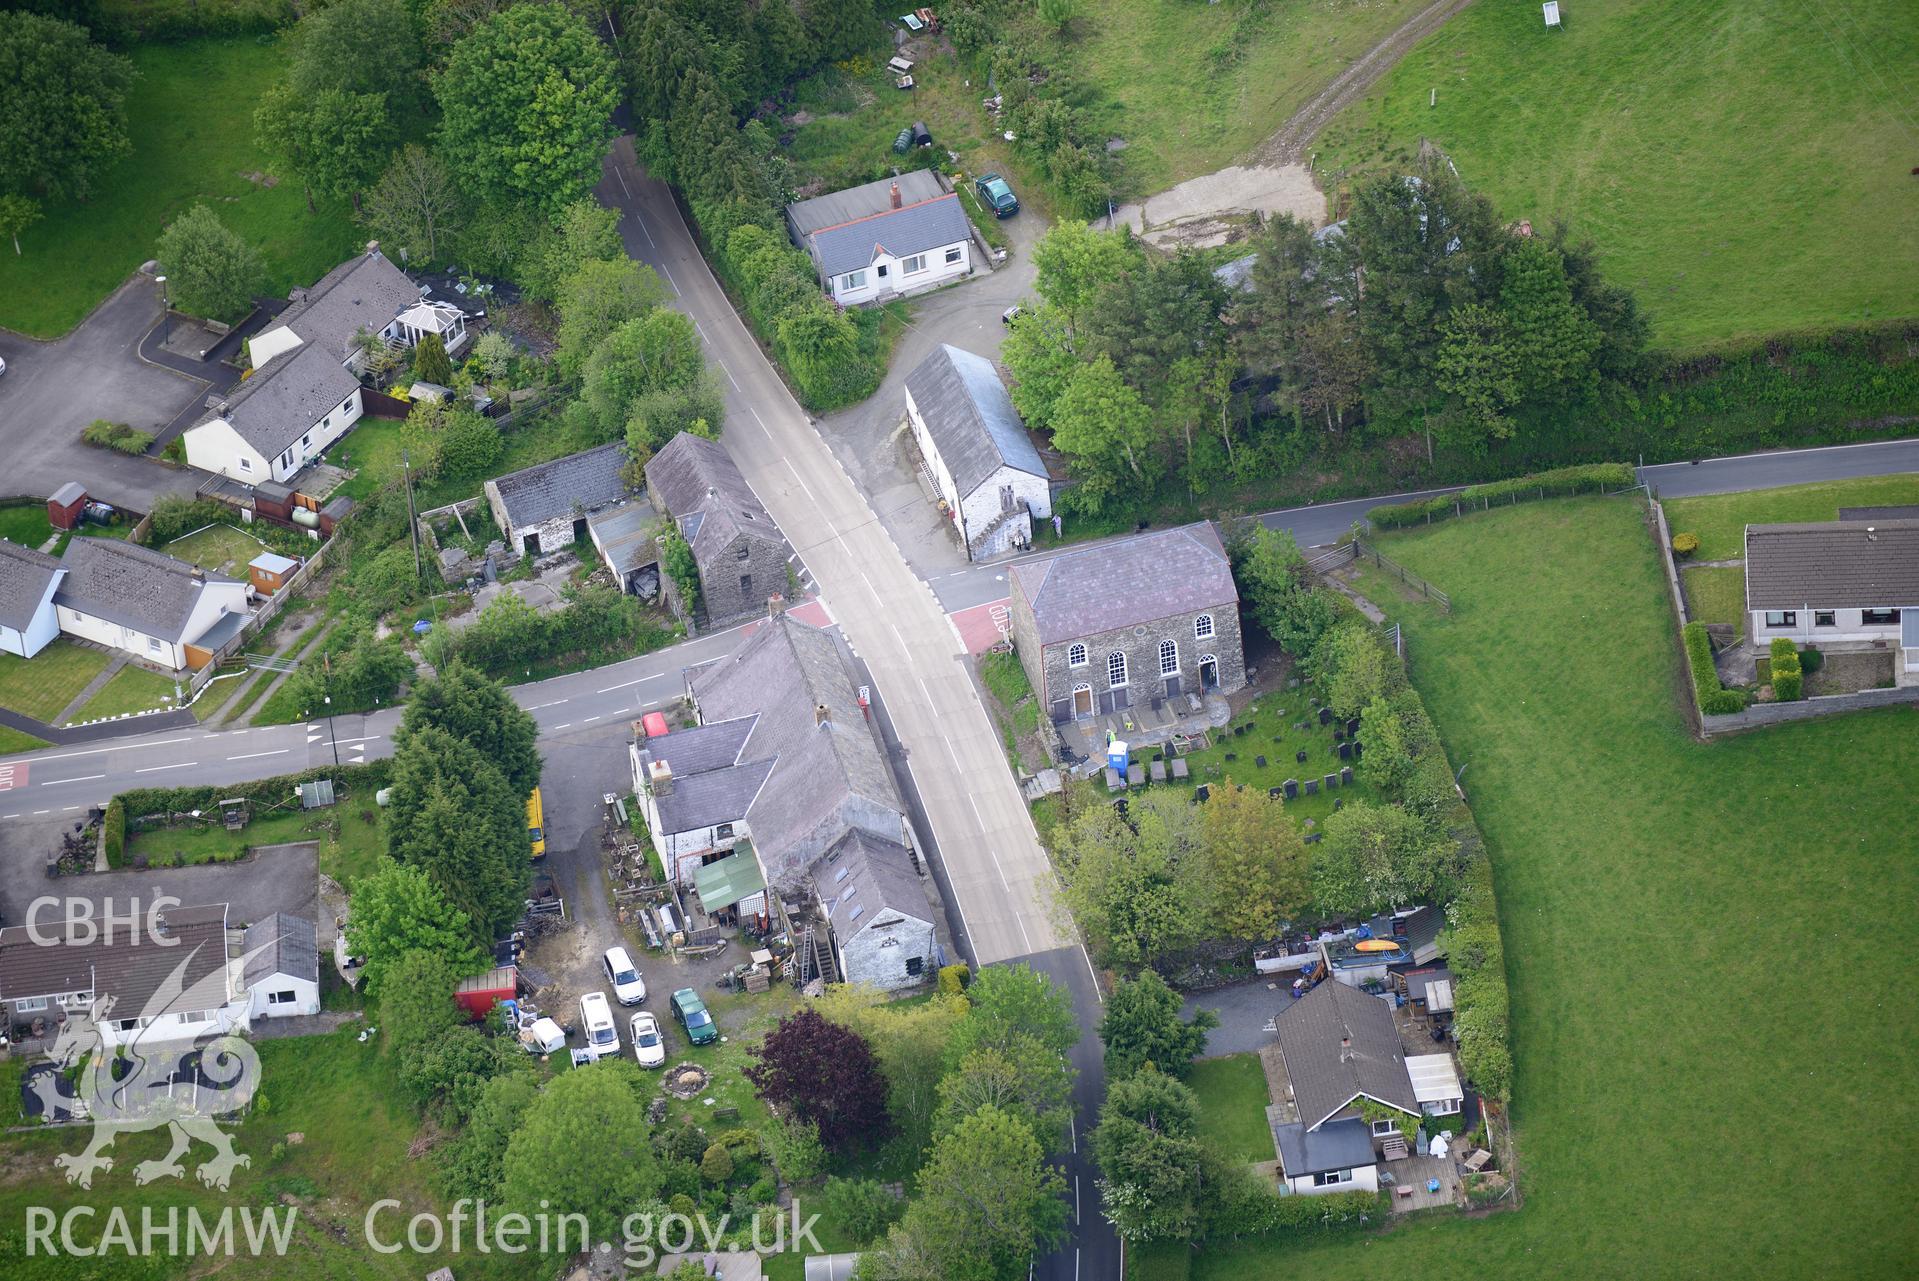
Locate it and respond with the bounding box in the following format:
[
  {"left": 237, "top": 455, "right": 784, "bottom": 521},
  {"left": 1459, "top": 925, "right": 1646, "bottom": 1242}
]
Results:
[
  {"left": 903, "top": 345, "right": 1051, "bottom": 560},
  {"left": 484, "top": 442, "right": 634, "bottom": 561}
]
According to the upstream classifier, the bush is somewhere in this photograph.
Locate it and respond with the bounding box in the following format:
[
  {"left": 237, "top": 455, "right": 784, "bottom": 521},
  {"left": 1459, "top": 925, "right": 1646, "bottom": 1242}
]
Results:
[
  {"left": 765, "top": 1114, "right": 825, "bottom": 1183},
  {"left": 820, "top": 1176, "right": 904, "bottom": 1246},
  {"left": 937, "top": 963, "right": 971, "bottom": 996},
  {"left": 1768, "top": 637, "right": 1803, "bottom": 700},
  {"left": 1670, "top": 531, "right": 1700, "bottom": 556},
  {"left": 81, "top": 420, "right": 153, "bottom": 455},
  {"left": 1368, "top": 463, "right": 1636, "bottom": 529},
  {"left": 700, "top": 1142, "right": 735, "bottom": 1184},
  {"left": 1800, "top": 646, "right": 1824, "bottom": 674},
  {"left": 1683, "top": 621, "right": 1749, "bottom": 716},
  {"left": 102, "top": 799, "right": 126, "bottom": 869}
]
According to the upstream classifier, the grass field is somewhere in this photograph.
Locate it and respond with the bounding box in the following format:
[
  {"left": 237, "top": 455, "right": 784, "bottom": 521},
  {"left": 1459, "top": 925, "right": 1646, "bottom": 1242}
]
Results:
[
  {"left": 71, "top": 663, "right": 179, "bottom": 722},
  {"left": 163, "top": 522, "right": 273, "bottom": 576},
  {"left": 0, "top": 641, "right": 110, "bottom": 723},
  {"left": 0, "top": 36, "right": 363, "bottom": 338},
  {"left": 0, "top": 501, "right": 55, "bottom": 550},
  {"left": 1188, "top": 1053, "right": 1275, "bottom": 1165},
  {"left": 1179, "top": 495, "right": 1919, "bottom": 1278},
  {"left": 1680, "top": 565, "right": 1746, "bottom": 631},
  {"left": 1315, "top": 0, "right": 1919, "bottom": 349},
  {"left": 1664, "top": 473, "right": 1919, "bottom": 560}
]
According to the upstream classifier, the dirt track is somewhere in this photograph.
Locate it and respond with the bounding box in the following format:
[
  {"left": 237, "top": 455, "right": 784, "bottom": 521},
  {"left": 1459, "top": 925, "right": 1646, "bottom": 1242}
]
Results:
[{"left": 1255, "top": 0, "right": 1479, "bottom": 164}]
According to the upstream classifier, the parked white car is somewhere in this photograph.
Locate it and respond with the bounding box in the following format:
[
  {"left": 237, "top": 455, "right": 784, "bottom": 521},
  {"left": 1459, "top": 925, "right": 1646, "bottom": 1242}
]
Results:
[
  {"left": 629, "top": 1011, "right": 666, "bottom": 1068},
  {"left": 603, "top": 945, "right": 647, "bottom": 1005},
  {"left": 578, "top": 991, "right": 620, "bottom": 1061}
]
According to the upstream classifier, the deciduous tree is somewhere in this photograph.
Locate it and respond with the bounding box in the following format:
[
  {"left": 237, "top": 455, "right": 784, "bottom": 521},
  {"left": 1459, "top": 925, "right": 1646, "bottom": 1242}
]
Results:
[
  {"left": 0, "top": 13, "right": 132, "bottom": 202},
  {"left": 436, "top": 4, "right": 620, "bottom": 215},
  {"left": 344, "top": 860, "right": 486, "bottom": 996},
  {"left": 1195, "top": 781, "right": 1311, "bottom": 940},
  {"left": 288, "top": 0, "right": 421, "bottom": 102},
  {"left": 1089, "top": 1066, "right": 1207, "bottom": 1242},
  {"left": 255, "top": 84, "right": 395, "bottom": 213},
  {"left": 1049, "top": 355, "right": 1154, "bottom": 513},
  {"left": 1031, "top": 221, "right": 1144, "bottom": 338},
  {"left": 155, "top": 206, "right": 266, "bottom": 323},
  {"left": 745, "top": 1008, "right": 890, "bottom": 1150},
  {"left": 880, "top": 1108, "right": 1067, "bottom": 1281},
  {"left": 583, "top": 309, "right": 705, "bottom": 432},
  {"left": 361, "top": 145, "right": 466, "bottom": 267},
  {"left": 555, "top": 257, "right": 670, "bottom": 373},
  {"left": 1312, "top": 799, "right": 1464, "bottom": 916},
  {"left": 933, "top": 1039, "right": 1074, "bottom": 1152},
  {"left": 0, "top": 194, "right": 41, "bottom": 255},
  {"left": 501, "top": 1063, "right": 661, "bottom": 1240}
]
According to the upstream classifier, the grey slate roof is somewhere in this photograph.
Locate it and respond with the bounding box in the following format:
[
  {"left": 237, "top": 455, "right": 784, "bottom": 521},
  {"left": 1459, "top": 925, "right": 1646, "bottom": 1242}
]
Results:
[
  {"left": 806, "top": 195, "right": 972, "bottom": 278},
  {"left": 0, "top": 903, "right": 230, "bottom": 1016},
  {"left": 490, "top": 442, "right": 630, "bottom": 532},
  {"left": 275, "top": 250, "right": 422, "bottom": 358},
  {"left": 0, "top": 540, "right": 63, "bottom": 633},
  {"left": 645, "top": 433, "right": 787, "bottom": 569},
  {"left": 54, "top": 538, "right": 241, "bottom": 642},
  {"left": 1743, "top": 519, "right": 1919, "bottom": 610},
  {"left": 242, "top": 913, "right": 317, "bottom": 987},
  {"left": 1273, "top": 980, "right": 1418, "bottom": 1130},
  {"left": 1839, "top": 505, "right": 1919, "bottom": 522},
  {"left": 905, "top": 345, "right": 1047, "bottom": 496},
  {"left": 641, "top": 715, "right": 759, "bottom": 781},
  {"left": 691, "top": 614, "right": 904, "bottom": 874},
  {"left": 202, "top": 342, "right": 360, "bottom": 457},
  {"left": 1011, "top": 522, "right": 1238, "bottom": 645},
  {"left": 1274, "top": 1117, "right": 1375, "bottom": 1178},
  {"left": 656, "top": 757, "right": 776, "bottom": 833},
  {"left": 787, "top": 170, "right": 949, "bottom": 237},
  {"left": 50, "top": 482, "right": 86, "bottom": 508},
  {"left": 818, "top": 829, "right": 929, "bottom": 935}
]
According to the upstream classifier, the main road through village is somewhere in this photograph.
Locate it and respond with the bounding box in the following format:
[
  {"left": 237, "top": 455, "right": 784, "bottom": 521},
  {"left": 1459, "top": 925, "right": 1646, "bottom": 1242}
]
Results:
[{"left": 5, "top": 141, "right": 1919, "bottom": 1280}]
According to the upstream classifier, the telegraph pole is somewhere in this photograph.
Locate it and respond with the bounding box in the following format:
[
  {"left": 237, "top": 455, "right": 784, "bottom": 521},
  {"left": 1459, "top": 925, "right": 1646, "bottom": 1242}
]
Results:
[
  {"left": 402, "top": 448, "right": 423, "bottom": 590},
  {"left": 322, "top": 652, "right": 340, "bottom": 770}
]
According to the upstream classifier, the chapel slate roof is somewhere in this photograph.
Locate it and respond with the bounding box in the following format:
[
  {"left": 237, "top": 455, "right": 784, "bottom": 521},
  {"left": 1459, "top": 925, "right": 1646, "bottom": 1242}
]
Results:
[
  {"left": 53, "top": 539, "right": 240, "bottom": 642},
  {"left": 202, "top": 342, "right": 360, "bottom": 457},
  {"left": 274, "top": 250, "right": 422, "bottom": 358},
  {"left": 1011, "top": 522, "right": 1238, "bottom": 645},
  {"left": 242, "top": 914, "right": 317, "bottom": 988},
  {"left": 905, "top": 345, "right": 1047, "bottom": 496},
  {"left": 818, "top": 829, "right": 929, "bottom": 936},
  {"left": 0, "top": 903, "right": 231, "bottom": 1017},
  {"left": 690, "top": 614, "right": 903, "bottom": 874},
  {"left": 0, "top": 540, "right": 63, "bottom": 633},
  {"left": 645, "top": 433, "right": 787, "bottom": 569},
  {"left": 1743, "top": 519, "right": 1919, "bottom": 610},
  {"left": 1273, "top": 980, "right": 1418, "bottom": 1131},
  {"left": 489, "top": 443, "right": 631, "bottom": 532},
  {"left": 1273, "top": 1117, "right": 1375, "bottom": 1178}
]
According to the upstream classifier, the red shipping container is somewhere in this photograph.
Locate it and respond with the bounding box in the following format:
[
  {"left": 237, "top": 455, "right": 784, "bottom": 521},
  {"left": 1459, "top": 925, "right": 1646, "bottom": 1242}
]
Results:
[{"left": 453, "top": 966, "right": 517, "bottom": 1020}]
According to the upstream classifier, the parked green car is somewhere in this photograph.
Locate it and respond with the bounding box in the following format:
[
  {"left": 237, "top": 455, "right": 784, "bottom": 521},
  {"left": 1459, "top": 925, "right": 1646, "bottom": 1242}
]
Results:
[
  {"left": 974, "top": 173, "right": 1019, "bottom": 218},
  {"left": 670, "top": 988, "right": 718, "bottom": 1045}
]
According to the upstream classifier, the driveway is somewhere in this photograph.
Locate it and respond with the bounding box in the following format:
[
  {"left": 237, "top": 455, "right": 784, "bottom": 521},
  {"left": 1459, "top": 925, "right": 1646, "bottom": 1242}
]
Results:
[
  {"left": 813, "top": 205, "right": 1050, "bottom": 579},
  {"left": 1185, "top": 977, "right": 1293, "bottom": 1058},
  {"left": 0, "top": 275, "right": 207, "bottom": 512}
]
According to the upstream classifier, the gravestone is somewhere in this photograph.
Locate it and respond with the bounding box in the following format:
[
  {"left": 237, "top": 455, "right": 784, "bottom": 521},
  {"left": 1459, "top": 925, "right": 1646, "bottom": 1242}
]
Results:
[
  {"left": 1333, "top": 797, "right": 1343, "bottom": 811},
  {"left": 1304, "top": 779, "right": 1318, "bottom": 796},
  {"left": 1287, "top": 677, "right": 1300, "bottom": 689},
  {"left": 1352, "top": 741, "right": 1363, "bottom": 760},
  {"left": 1323, "top": 774, "right": 1339, "bottom": 792},
  {"left": 1340, "top": 766, "right": 1354, "bottom": 785},
  {"left": 1112, "top": 798, "right": 1128, "bottom": 816},
  {"left": 1296, "top": 750, "right": 1308, "bottom": 764},
  {"left": 1295, "top": 721, "right": 1309, "bottom": 732},
  {"left": 1319, "top": 707, "right": 1333, "bottom": 726},
  {"left": 1193, "top": 784, "right": 1211, "bottom": 804},
  {"left": 1304, "top": 831, "right": 1323, "bottom": 845},
  {"left": 1171, "top": 759, "right": 1189, "bottom": 780},
  {"left": 1255, "top": 755, "right": 1268, "bottom": 768},
  {"left": 1233, "top": 724, "right": 1245, "bottom": 736},
  {"left": 1283, "top": 778, "right": 1299, "bottom": 799},
  {"left": 1333, "top": 727, "right": 1345, "bottom": 741},
  {"left": 1338, "top": 741, "right": 1353, "bottom": 761},
  {"left": 1224, "top": 752, "right": 1237, "bottom": 762},
  {"left": 1150, "top": 760, "right": 1167, "bottom": 783},
  {"left": 1347, "top": 718, "right": 1361, "bottom": 736},
  {"left": 1268, "top": 787, "right": 1284, "bottom": 800}
]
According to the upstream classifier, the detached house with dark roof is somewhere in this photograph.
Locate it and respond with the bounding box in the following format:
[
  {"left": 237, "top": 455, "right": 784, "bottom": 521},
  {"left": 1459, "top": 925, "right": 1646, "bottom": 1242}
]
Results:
[
  {"left": 904, "top": 345, "right": 1051, "bottom": 560},
  {"left": 184, "top": 245, "right": 467, "bottom": 485},
  {"left": 1744, "top": 518, "right": 1919, "bottom": 683},
  {"left": 787, "top": 171, "right": 974, "bottom": 306},
  {"left": 52, "top": 538, "right": 250, "bottom": 671},
  {"left": 0, "top": 539, "right": 64, "bottom": 658},
  {"left": 630, "top": 608, "right": 933, "bottom": 990},
  {"left": 645, "top": 433, "right": 793, "bottom": 628},
  {"left": 1009, "top": 522, "right": 1245, "bottom": 721}
]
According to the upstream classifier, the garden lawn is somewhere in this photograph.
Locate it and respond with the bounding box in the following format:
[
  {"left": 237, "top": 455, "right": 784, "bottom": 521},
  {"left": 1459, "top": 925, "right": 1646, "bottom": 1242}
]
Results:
[
  {"left": 71, "top": 663, "right": 179, "bottom": 722},
  {"left": 127, "top": 803, "right": 383, "bottom": 885},
  {"left": 0, "top": 725, "right": 50, "bottom": 754},
  {"left": 1681, "top": 565, "right": 1746, "bottom": 632},
  {"left": 0, "top": 501, "right": 55, "bottom": 550},
  {"left": 1663, "top": 473, "right": 1919, "bottom": 560},
  {"left": 1315, "top": 0, "right": 1919, "bottom": 349},
  {"left": 0, "top": 36, "right": 364, "bottom": 338},
  {"left": 0, "top": 641, "right": 111, "bottom": 723},
  {"left": 163, "top": 522, "right": 272, "bottom": 577},
  {"left": 1179, "top": 495, "right": 1919, "bottom": 1279},
  {"left": 1187, "top": 1053, "right": 1274, "bottom": 1166}
]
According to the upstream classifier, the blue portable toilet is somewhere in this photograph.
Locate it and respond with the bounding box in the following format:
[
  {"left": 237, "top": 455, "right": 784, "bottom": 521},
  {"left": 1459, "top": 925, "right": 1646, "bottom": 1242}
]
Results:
[{"left": 1107, "top": 738, "right": 1130, "bottom": 777}]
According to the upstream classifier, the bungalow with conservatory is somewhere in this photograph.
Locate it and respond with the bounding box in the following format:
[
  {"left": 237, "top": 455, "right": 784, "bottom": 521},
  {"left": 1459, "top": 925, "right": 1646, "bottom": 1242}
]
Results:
[
  {"left": 1270, "top": 980, "right": 1464, "bottom": 1196},
  {"left": 786, "top": 171, "right": 973, "bottom": 306},
  {"left": 1009, "top": 522, "right": 1246, "bottom": 722},
  {"left": 1743, "top": 518, "right": 1919, "bottom": 684},
  {"left": 184, "top": 244, "right": 466, "bottom": 484}
]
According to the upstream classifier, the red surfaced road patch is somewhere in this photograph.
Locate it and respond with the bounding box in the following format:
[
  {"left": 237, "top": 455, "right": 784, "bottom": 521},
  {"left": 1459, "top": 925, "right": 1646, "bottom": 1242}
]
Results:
[{"left": 950, "top": 598, "right": 1012, "bottom": 655}]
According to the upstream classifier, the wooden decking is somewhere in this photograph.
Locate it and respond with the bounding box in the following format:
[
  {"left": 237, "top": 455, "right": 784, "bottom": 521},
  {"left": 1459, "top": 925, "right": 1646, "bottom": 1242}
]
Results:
[{"left": 1383, "top": 1152, "right": 1463, "bottom": 1212}]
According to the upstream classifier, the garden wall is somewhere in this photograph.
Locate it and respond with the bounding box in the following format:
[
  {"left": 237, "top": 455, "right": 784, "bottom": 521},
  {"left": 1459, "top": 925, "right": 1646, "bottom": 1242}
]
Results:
[{"left": 1699, "top": 685, "right": 1919, "bottom": 734}]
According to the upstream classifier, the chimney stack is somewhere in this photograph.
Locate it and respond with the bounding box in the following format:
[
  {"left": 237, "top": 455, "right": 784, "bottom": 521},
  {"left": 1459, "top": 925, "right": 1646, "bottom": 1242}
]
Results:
[
  {"left": 815, "top": 703, "right": 830, "bottom": 727},
  {"left": 1339, "top": 1035, "right": 1353, "bottom": 1063},
  {"left": 768, "top": 593, "right": 786, "bottom": 618},
  {"left": 647, "top": 758, "right": 674, "bottom": 797},
  {"left": 365, "top": 240, "right": 381, "bottom": 258},
  {"left": 890, "top": 181, "right": 902, "bottom": 209}
]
